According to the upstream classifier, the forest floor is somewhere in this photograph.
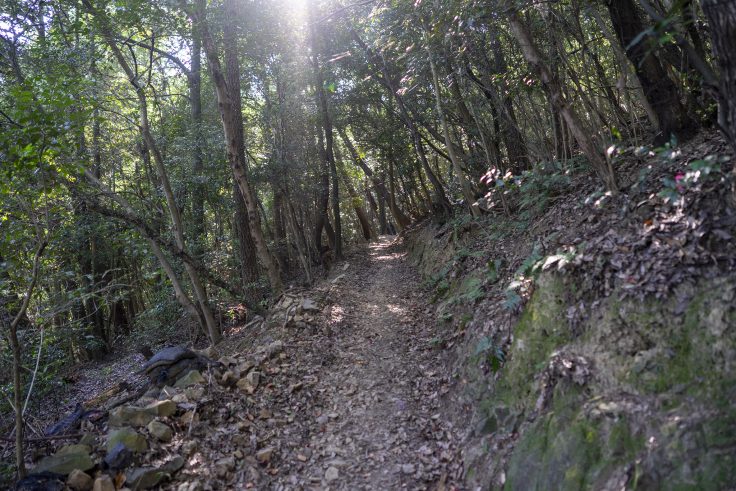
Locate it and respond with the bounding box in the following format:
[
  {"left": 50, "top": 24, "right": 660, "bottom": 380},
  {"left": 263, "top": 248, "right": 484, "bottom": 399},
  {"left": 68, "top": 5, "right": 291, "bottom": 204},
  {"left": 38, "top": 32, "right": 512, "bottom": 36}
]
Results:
[
  {"left": 181, "top": 236, "right": 465, "bottom": 490},
  {"left": 11, "top": 237, "right": 465, "bottom": 490}
]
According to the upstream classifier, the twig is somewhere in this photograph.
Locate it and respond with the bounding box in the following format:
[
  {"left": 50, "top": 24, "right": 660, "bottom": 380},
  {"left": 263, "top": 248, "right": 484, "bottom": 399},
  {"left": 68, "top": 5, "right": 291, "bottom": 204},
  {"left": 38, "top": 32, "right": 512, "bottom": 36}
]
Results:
[
  {"left": 22, "top": 327, "right": 44, "bottom": 415},
  {"left": 0, "top": 433, "right": 85, "bottom": 444}
]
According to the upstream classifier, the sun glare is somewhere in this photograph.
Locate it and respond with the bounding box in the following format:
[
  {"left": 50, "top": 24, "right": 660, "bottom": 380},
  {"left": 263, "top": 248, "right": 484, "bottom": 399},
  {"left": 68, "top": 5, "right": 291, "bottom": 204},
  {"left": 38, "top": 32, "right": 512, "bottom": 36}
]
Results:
[{"left": 280, "top": 0, "right": 308, "bottom": 18}]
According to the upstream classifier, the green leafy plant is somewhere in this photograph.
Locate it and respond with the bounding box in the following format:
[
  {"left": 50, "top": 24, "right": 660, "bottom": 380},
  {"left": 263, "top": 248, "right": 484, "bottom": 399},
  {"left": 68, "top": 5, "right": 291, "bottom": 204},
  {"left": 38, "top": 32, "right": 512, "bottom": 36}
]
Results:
[
  {"left": 473, "top": 335, "right": 506, "bottom": 373},
  {"left": 659, "top": 155, "right": 726, "bottom": 204}
]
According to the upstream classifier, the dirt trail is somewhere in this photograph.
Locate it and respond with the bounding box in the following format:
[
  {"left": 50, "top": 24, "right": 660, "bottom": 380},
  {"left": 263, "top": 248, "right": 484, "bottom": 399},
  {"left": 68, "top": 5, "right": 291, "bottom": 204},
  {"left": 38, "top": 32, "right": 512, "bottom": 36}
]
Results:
[{"left": 255, "top": 236, "right": 464, "bottom": 490}]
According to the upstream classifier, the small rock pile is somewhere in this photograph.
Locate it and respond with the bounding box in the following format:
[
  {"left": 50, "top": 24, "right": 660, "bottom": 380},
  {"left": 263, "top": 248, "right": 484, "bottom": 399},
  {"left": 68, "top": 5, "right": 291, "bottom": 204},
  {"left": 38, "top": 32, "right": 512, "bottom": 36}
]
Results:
[
  {"left": 18, "top": 342, "right": 285, "bottom": 491},
  {"left": 272, "top": 294, "right": 322, "bottom": 329}
]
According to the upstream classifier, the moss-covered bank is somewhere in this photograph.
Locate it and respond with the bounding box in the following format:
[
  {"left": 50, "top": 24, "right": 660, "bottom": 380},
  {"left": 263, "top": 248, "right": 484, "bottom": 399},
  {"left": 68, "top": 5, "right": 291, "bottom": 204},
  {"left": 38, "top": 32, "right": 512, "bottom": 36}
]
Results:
[{"left": 405, "top": 223, "right": 736, "bottom": 490}]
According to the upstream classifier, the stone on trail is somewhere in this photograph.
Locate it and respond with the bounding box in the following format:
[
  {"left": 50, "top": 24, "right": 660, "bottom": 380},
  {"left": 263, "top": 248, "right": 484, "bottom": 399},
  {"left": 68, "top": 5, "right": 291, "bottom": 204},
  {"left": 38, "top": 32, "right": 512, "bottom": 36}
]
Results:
[
  {"left": 31, "top": 444, "right": 94, "bottom": 475},
  {"left": 301, "top": 298, "right": 319, "bottom": 312},
  {"left": 325, "top": 465, "right": 339, "bottom": 482},
  {"left": 145, "top": 399, "right": 177, "bottom": 417},
  {"left": 107, "top": 427, "right": 148, "bottom": 453},
  {"left": 108, "top": 405, "right": 154, "bottom": 428},
  {"left": 174, "top": 369, "right": 205, "bottom": 388},
  {"left": 256, "top": 447, "right": 274, "bottom": 463},
  {"left": 236, "top": 370, "right": 260, "bottom": 394},
  {"left": 126, "top": 467, "right": 168, "bottom": 489},
  {"left": 147, "top": 420, "right": 173, "bottom": 442},
  {"left": 92, "top": 475, "right": 115, "bottom": 491},
  {"left": 66, "top": 469, "right": 94, "bottom": 491}
]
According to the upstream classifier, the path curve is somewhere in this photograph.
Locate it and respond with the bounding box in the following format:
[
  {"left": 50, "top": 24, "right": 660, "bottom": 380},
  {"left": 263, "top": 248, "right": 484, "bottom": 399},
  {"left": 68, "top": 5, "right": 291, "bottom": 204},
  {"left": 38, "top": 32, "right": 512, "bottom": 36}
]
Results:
[{"left": 269, "top": 237, "right": 464, "bottom": 489}]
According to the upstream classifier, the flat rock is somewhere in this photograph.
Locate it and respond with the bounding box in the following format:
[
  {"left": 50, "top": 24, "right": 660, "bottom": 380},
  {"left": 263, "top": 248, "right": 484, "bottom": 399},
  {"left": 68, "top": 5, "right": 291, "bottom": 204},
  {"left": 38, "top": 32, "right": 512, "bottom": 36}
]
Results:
[
  {"left": 325, "top": 466, "right": 339, "bottom": 482},
  {"left": 67, "top": 469, "right": 93, "bottom": 491},
  {"left": 173, "top": 370, "right": 205, "bottom": 388},
  {"left": 126, "top": 467, "right": 167, "bottom": 489},
  {"left": 236, "top": 370, "right": 260, "bottom": 394},
  {"left": 256, "top": 447, "right": 274, "bottom": 463},
  {"left": 92, "top": 475, "right": 115, "bottom": 491},
  {"left": 108, "top": 405, "right": 154, "bottom": 427},
  {"left": 145, "top": 399, "right": 177, "bottom": 417},
  {"left": 147, "top": 420, "right": 173, "bottom": 442},
  {"left": 107, "top": 427, "right": 148, "bottom": 453},
  {"left": 302, "top": 298, "right": 319, "bottom": 311},
  {"left": 32, "top": 445, "right": 94, "bottom": 475}
]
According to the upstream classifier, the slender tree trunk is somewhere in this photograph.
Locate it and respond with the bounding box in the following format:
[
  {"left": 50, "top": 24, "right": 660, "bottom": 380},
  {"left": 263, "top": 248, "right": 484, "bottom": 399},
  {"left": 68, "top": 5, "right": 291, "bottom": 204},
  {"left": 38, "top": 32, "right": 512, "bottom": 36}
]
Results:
[
  {"left": 309, "top": 2, "right": 342, "bottom": 258},
  {"left": 84, "top": 0, "right": 221, "bottom": 343},
  {"left": 338, "top": 127, "right": 412, "bottom": 230},
  {"left": 607, "top": 0, "right": 693, "bottom": 143},
  {"left": 508, "top": 10, "right": 617, "bottom": 191},
  {"left": 700, "top": 0, "right": 736, "bottom": 159},
  {"left": 190, "top": 17, "right": 205, "bottom": 250},
  {"left": 426, "top": 43, "right": 480, "bottom": 216},
  {"left": 350, "top": 28, "right": 451, "bottom": 215},
  {"left": 234, "top": 183, "right": 259, "bottom": 305},
  {"left": 191, "top": 0, "right": 283, "bottom": 293}
]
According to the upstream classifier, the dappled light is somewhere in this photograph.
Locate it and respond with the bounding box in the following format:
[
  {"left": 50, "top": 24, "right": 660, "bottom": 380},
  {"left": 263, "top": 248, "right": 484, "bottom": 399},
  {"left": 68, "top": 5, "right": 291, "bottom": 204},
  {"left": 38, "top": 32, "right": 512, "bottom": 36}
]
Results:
[{"left": 2, "top": 0, "right": 735, "bottom": 488}]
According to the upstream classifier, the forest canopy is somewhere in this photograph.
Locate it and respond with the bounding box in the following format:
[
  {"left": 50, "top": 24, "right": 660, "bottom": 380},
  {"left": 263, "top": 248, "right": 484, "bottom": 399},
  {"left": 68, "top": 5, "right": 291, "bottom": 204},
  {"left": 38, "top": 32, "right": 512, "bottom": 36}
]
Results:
[{"left": 1, "top": 0, "right": 735, "bottom": 481}]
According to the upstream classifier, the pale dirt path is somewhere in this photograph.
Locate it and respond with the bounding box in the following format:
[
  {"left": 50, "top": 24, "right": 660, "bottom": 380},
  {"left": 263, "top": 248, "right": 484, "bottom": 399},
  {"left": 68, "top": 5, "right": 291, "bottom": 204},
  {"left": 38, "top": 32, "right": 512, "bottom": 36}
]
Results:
[{"left": 264, "top": 236, "right": 464, "bottom": 490}]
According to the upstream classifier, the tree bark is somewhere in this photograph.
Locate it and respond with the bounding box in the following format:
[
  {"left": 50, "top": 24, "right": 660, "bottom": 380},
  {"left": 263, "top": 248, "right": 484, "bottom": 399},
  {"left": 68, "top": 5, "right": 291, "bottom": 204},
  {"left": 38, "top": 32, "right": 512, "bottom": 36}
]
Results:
[
  {"left": 700, "top": 0, "right": 736, "bottom": 157},
  {"left": 338, "top": 127, "right": 412, "bottom": 230},
  {"left": 309, "top": 1, "right": 342, "bottom": 258},
  {"left": 607, "top": 0, "right": 693, "bottom": 143},
  {"left": 426, "top": 43, "right": 480, "bottom": 216},
  {"left": 190, "top": 0, "right": 283, "bottom": 293},
  {"left": 508, "top": 10, "right": 617, "bottom": 191}
]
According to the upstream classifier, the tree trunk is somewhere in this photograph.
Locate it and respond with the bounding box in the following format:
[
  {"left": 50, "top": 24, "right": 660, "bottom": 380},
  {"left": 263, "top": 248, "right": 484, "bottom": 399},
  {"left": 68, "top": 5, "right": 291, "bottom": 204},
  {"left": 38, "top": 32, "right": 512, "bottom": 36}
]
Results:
[
  {"left": 350, "top": 28, "right": 451, "bottom": 216},
  {"left": 338, "top": 126, "right": 412, "bottom": 230},
  {"left": 508, "top": 10, "right": 617, "bottom": 191},
  {"left": 190, "top": 16, "right": 205, "bottom": 251},
  {"left": 234, "top": 183, "right": 259, "bottom": 305},
  {"left": 426, "top": 43, "right": 480, "bottom": 216},
  {"left": 607, "top": 0, "right": 692, "bottom": 143},
  {"left": 192, "top": 0, "right": 283, "bottom": 294},
  {"left": 84, "top": 0, "right": 221, "bottom": 344},
  {"left": 700, "top": 0, "right": 736, "bottom": 158},
  {"left": 309, "top": 2, "right": 342, "bottom": 258}
]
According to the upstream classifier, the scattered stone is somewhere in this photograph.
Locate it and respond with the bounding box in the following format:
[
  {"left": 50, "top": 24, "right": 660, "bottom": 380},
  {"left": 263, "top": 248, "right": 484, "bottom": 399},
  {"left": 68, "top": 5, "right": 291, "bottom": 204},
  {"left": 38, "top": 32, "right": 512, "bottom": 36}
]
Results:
[
  {"left": 176, "top": 481, "right": 203, "bottom": 491},
  {"left": 107, "top": 427, "right": 148, "bottom": 454},
  {"left": 78, "top": 434, "right": 96, "bottom": 447},
  {"left": 302, "top": 298, "right": 319, "bottom": 312},
  {"left": 146, "top": 399, "right": 177, "bottom": 417},
  {"left": 214, "top": 456, "right": 235, "bottom": 478},
  {"left": 184, "top": 386, "right": 205, "bottom": 401},
  {"left": 109, "top": 405, "right": 154, "bottom": 428},
  {"left": 174, "top": 370, "right": 205, "bottom": 388},
  {"left": 256, "top": 447, "right": 274, "bottom": 464},
  {"left": 401, "top": 463, "right": 415, "bottom": 475},
  {"left": 66, "top": 469, "right": 93, "bottom": 491},
  {"left": 180, "top": 409, "right": 198, "bottom": 425},
  {"left": 126, "top": 467, "right": 167, "bottom": 489},
  {"left": 92, "top": 475, "right": 115, "bottom": 491},
  {"left": 221, "top": 369, "right": 239, "bottom": 387},
  {"left": 325, "top": 466, "right": 339, "bottom": 482},
  {"left": 104, "top": 442, "right": 133, "bottom": 471},
  {"left": 162, "top": 455, "right": 185, "bottom": 474},
  {"left": 181, "top": 441, "right": 197, "bottom": 456},
  {"left": 32, "top": 445, "right": 94, "bottom": 475},
  {"left": 236, "top": 371, "right": 260, "bottom": 394},
  {"left": 147, "top": 420, "right": 173, "bottom": 442}
]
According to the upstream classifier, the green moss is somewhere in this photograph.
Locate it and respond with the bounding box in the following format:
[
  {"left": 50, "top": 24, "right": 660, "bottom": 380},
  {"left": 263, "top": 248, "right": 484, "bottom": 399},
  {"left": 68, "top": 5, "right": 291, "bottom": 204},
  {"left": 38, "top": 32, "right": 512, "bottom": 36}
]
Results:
[{"left": 497, "top": 275, "right": 572, "bottom": 407}]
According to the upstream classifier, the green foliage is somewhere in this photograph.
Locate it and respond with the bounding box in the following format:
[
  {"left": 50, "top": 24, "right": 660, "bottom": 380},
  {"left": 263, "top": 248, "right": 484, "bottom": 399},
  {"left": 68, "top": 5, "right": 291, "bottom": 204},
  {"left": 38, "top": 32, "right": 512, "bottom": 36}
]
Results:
[
  {"left": 473, "top": 335, "right": 506, "bottom": 373},
  {"left": 659, "top": 155, "right": 728, "bottom": 204}
]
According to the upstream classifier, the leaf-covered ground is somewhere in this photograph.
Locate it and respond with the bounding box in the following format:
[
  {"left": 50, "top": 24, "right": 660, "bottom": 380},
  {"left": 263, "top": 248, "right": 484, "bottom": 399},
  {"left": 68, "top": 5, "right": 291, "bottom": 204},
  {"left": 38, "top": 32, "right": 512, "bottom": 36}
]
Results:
[
  {"left": 9, "top": 237, "right": 464, "bottom": 490},
  {"left": 177, "top": 237, "right": 464, "bottom": 489}
]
